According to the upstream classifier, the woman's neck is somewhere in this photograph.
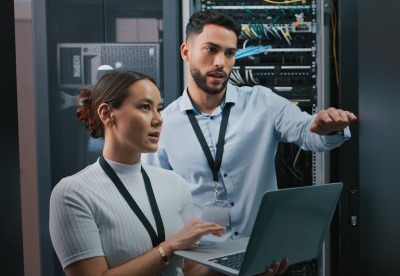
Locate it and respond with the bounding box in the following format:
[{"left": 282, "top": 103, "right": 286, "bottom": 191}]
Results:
[{"left": 102, "top": 145, "right": 141, "bottom": 165}]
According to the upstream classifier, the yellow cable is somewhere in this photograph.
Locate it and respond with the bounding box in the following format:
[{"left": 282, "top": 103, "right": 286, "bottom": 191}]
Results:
[
  {"left": 264, "top": 0, "right": 305, "bottom": 4},
  {"left": 330, "top": 4, "right": 339, "bottom": 87}
]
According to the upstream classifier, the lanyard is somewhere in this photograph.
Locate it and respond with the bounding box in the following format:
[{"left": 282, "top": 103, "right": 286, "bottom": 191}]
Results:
[
  {"left": 187, "top": 103, "right": 232, "bottom": 200},
  {"left": 99, "top": 156, "right": 165, "bottom": 247}
]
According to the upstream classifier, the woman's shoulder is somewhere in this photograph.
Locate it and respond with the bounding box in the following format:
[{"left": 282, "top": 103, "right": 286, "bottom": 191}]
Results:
[
  {"left": 142, "top": 164, "right": 187, "bottom": 185},
  {"left": 142, "top": 164, "right": 182, "bottom": 177},
  {"left": 52, "top": 162, "right": 100, "bottom": 195}
]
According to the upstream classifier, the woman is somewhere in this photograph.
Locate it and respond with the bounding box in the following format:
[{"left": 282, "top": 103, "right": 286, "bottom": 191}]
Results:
[{"left": 49, "top": 71, "right": 225, "bottom": 275}]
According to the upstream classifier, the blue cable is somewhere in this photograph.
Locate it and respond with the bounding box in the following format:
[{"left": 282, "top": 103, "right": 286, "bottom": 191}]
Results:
[{"left": 236, "top": 45, "right": 271, "bottom": 59}]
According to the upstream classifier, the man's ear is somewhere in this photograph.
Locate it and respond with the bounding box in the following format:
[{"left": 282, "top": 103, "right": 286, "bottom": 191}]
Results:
[
  {"left": 98, "top": 103, "right": 113, "bottom": 127},
  {"left": 180, "top": 42, "right": 190, "bottom": 62}
]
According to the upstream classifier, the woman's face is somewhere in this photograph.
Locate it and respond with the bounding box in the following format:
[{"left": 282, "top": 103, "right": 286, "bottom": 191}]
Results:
[{"left": 110, "top": 79, "right": 163, "bottom": 155}]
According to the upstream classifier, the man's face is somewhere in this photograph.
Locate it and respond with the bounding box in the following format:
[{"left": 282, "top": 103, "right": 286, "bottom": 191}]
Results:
[{"left": 183, "top": 24, "right": 238, "bottom": 95}]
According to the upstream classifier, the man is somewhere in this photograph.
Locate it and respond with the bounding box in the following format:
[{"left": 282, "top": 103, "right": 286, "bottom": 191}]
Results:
[{"left": 143, "top": 10, "right": 357, "bottom": 275}]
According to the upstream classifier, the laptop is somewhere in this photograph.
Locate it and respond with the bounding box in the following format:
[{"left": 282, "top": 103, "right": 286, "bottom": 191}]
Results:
[{"left": 175, "top": 182, "right": 343, "bottom": 276}]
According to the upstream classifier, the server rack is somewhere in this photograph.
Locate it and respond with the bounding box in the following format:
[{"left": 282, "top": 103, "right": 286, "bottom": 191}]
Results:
[
  {"left": 1, "top": 1, "right": 24, "bottom": 274},
  {"left": 192, "top": 1, "right": 331, "bottom": 275},
  {"left": 32, "top": 1, "right": 182, "bottom": 275}
]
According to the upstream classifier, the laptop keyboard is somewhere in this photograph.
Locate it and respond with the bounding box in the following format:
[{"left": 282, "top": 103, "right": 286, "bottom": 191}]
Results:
[{"left": 209, "top": 251, "right": 245, "bottom": 270}]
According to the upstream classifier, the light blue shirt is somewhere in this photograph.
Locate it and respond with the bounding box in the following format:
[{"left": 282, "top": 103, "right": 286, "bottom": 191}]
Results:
[{"left": 142, "top": 83, "right": 350, "bottom": 241}]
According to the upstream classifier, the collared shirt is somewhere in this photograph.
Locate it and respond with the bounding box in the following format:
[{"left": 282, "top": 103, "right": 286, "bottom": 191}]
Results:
[{"left": 142, "top": 83, "right": 350, "bottom": 241}]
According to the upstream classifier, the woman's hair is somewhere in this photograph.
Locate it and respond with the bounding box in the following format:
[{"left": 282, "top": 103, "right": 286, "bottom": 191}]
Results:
[
  {"left": 76, "top": 71, "right": 156, "bottom": 138},
  {"left": 185, "top": 10, "right": 241, "bottom": 40}
]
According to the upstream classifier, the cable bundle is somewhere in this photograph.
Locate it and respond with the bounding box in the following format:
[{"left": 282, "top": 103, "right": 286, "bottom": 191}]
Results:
[{"left": 235, "top": 45, "right": 271, "bottom": 60}]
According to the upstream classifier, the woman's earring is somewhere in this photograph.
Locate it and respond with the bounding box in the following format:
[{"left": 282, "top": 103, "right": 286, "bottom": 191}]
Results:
[{"left": 108, "top": 118, "right": 114, "bottom": 128}]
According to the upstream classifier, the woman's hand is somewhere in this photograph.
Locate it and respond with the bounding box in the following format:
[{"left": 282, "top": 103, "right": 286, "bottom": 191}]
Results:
[{"left": 162, "top": 218, "right": 225, "bottom": 253}]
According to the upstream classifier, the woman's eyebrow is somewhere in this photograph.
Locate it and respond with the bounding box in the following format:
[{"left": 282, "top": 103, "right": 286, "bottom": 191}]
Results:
[
  {"left": 137, "top": 98, "right": 163, "bottom": 107},
  {"left": 137, "top": 98, "right": 153, "bottom": 104}
]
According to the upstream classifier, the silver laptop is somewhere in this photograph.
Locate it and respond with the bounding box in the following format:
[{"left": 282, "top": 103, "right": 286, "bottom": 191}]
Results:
[{"left": 175, "top": 182, "right": 343, "bottom": 276}]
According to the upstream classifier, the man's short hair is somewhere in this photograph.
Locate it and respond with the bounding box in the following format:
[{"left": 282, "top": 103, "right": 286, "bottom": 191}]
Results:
[{"left": 185, "top": 10, "right": 241, "bottom": 40}]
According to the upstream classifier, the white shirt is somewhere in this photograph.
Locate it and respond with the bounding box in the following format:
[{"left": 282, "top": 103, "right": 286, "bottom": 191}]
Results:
[
  {"left": 50, "top": 159, "right": 193, "bottom": 275},
  {"left": 143, "top": 83, "right": 350, "bottom": 241}
]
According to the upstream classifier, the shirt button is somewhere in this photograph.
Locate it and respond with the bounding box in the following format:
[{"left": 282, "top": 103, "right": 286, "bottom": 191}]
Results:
[
  {"left": 230, "top": 202, "right": 234, "bottom": 206},
  {"left": 223, "top": 173, "right": 228, "bottom": 177},
  {"left": 234, "top": 232, "right": 239, "bottom": 236}
]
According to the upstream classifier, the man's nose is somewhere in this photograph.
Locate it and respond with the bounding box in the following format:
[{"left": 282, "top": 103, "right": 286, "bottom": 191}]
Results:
[{"left": 214, "top": 52, "right": 226, "bottom": 68}]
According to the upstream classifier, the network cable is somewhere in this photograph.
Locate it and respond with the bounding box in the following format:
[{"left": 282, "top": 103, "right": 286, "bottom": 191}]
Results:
[{"left": 235, "top": 45, "right": 271, "bottom": 60}]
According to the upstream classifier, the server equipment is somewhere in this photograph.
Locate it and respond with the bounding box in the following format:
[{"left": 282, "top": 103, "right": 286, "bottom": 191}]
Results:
[
  {"left": 201, "top": 0, "right": 318, "bottom": 107},
  {"left": 57, "top": 43, "right": 160, "bottom": 89},
  {"left": 197, "top": 1, "right": 332, "bottom": 275}
]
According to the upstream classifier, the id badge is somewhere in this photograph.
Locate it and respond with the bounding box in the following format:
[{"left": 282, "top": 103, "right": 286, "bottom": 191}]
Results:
[{"left": 202, "top": 200, "right": 230, "bottom": 227}]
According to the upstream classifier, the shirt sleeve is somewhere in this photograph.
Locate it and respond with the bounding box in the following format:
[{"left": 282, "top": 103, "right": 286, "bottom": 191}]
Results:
[
  {"left": 167, "top": 171, "right": 194, "bottom": 224},
  {"left": 272, "top": 93, "right": 350, "bottom": 152},
  {"left": 49, "top": 179, "right": 104, "bottom": 269}
]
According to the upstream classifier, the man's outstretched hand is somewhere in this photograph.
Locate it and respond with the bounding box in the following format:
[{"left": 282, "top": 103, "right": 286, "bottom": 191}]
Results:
[{"left": 310, "top": 107, "right": 357, "bottom": 135}]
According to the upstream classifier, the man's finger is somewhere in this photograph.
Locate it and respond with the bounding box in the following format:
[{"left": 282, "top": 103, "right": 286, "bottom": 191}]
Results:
[
  {"left": 277, "top": 258, "right": 289, "bottom": 275},
  {"left": 263, "top": 261, "right": 279, "bottom": 275}
]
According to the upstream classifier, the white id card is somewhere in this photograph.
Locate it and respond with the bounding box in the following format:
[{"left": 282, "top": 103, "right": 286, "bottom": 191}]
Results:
[{"left": 202, "top": 201, "right": 230, "bottom": 227}]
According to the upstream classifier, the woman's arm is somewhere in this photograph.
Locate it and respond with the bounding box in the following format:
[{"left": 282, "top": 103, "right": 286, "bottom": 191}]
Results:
[
  {"left": 65, "top": 219, "right": 225, "bottom": 276},
  {"left": 65, "top": 249, "right": 165, "bottom": 276}
]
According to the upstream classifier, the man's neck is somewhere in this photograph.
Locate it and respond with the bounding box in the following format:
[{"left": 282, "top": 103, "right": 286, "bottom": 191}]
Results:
[{"left": 187, "top": 85, "right": 226, "bottom": 115}]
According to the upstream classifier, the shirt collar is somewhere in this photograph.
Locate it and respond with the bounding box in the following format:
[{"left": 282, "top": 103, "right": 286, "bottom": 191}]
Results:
[{"left": 179, "top": 82, "right": 238, "bottom": 114}]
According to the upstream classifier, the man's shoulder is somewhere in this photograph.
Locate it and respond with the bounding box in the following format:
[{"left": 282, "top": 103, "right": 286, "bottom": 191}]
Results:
[
  {"left": 161, "top": 96, "right": 182, "bottom": 117},
  {"left": 235, "top": 84, "right": 273, "bottom": 94},
  {"left": 232, "top": 84, "right": 285, "bottom": 105}
]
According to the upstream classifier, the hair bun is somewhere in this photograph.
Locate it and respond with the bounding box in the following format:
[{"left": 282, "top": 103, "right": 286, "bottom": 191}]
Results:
[{"left": 76, "top": 87, "right": 100, "bottom": 138}]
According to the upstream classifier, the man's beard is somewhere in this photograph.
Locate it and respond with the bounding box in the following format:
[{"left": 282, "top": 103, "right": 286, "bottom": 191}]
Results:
[{"left": 190, "top": 66, "right": 230, "bottom": 95}]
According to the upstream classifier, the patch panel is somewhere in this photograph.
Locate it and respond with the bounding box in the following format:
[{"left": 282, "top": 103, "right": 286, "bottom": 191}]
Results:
[
  {"left": 202, "top": 0, "right": 318, "bottom": 107},
  {"left": 201, "top": 1, "right": 323, "bottom": 275}
]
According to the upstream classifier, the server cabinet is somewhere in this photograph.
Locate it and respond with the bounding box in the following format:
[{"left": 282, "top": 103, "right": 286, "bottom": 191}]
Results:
[
  {"left": 334, "top": 0, "right": 400, "bottom": 275},
  {"left": 1, "top": 1, "right": 24, "bottom": 274},
  {"left": 32, "top": 1, "right": 182, "bottom": 274},
  {"left": 190, "top": 1, "right": 332, "bottom": 275}
]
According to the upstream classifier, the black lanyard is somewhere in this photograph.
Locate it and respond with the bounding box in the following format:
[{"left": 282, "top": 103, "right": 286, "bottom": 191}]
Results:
[
  {"left": 186, "top": 103, "right": 232, "bottom": 182},
  {"left": 99, "top": 155, "right": 165, "bottom": 247}
]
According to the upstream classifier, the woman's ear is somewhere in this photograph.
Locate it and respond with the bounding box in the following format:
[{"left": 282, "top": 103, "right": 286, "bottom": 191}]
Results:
[{"left": 98, "top": 103, "right": 114, "bottom": 127}]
